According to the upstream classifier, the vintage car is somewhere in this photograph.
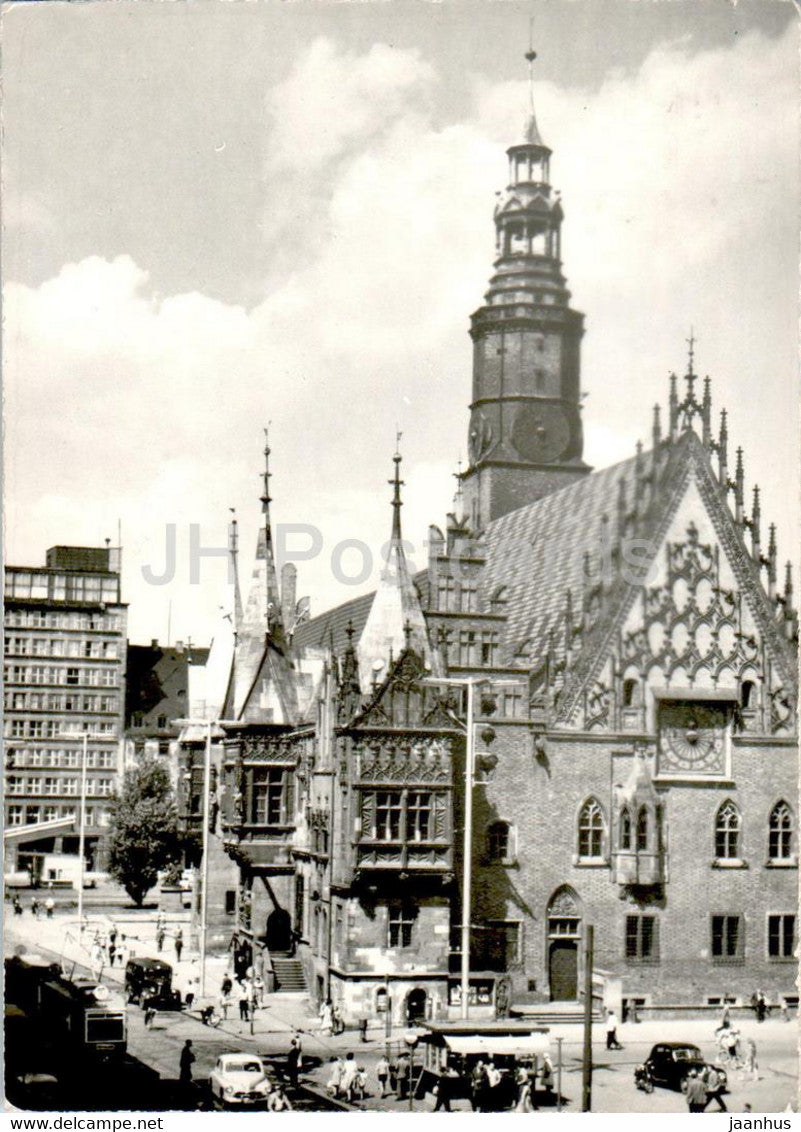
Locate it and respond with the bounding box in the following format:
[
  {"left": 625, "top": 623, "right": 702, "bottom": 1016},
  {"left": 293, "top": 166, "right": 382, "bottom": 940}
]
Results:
[
  {"left": 124, "top": 957, "right": 182, "bottom": 1008},
  {"left": 643, "top": 1042, "right": 728, "bottom": 1092},
  {"left": 209, "top": 1053, "right": 273, "bottom": 1108}
]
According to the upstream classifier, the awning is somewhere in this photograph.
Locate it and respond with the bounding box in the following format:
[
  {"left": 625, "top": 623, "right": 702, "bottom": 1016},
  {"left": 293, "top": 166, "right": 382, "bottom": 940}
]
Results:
[{"left": 443, "top": 1034, "right": 550, "bottom": 1057}]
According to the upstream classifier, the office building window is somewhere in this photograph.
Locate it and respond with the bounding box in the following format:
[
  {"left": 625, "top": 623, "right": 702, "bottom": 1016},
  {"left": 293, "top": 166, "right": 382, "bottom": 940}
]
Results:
[
  {"left": 768, "top": 914, "right": 796, "bottom": 960},
  {"left": 711, "top": 915, "right": 743, "bottom": 961}
]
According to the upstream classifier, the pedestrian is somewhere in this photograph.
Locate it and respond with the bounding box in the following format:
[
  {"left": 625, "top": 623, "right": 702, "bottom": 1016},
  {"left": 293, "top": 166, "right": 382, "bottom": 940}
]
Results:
[
  {"left": 471, "top": 1058, "right": 488, "bottom": 1112},
  {"left": 702, "top": 1065, "right": 728, "bottom": 1112},
  {"left": 45, "top": 896, "right": 55, "bottom": 919},
  {"left": 12, "top": 895, "right": 22, "bottom": 916},
  {"left": 144, "top": 997, "right": 157, "bottom": 1029},
  {"left": 239, "top": 990, "right": 250, "bottom": 1022},
  {"left": 319, "top": 998, "right": 334, "bottom": 1035},
  {"left": 174, "top": 929, "right": 183, "bottom": 963},
  {"left": 605, "top": 1009, "right": 623, "bottom": 1050},
  {"left": 540, "top": 1053, "right": 555, "bottom": 1095},
  {"left": 252, "top": 974, "right": 265, "bottom": 1008},
  {"left": 685, "top": 1069, "right": 707, "bottom": 1113},
  {"left": 267, "top": 1084, "right": 293, "bottom": 1111},
  {"left": 332, "top": 1002, "right": 345, "bottom": 1035},
  {"left": 108, "top": 922, "right": 118, "bottom": 947},
  {"left": 354, "top": 1065, "right": 367, "bottom": 1101},
  {"left": 341, "top": 1052, "right": 359, "bottom": 1102},
  {"left": 156, "top": 926, "right": 165, "bottom": 952},
  {"left": 514, "top": 1064, "right": 532, "bottom": 1112},
  {"left": 31, "top": 897, "right": 40, "bottom": 919},
  {"left": 388, "top": 1056, "right": 399, "bottom": 1096},
  {"left": 486, "top": 1059, "right": 501, "bottom": 1090},
  {"left": 744, "top": 1037, "right": 758, "bottom": 1078},
  {"left": 286, "top": 1038, "right": 301, "bottom": 1089},
  {"left": 221, "top": 974, "right": 233, "bottom": 997},
  {"left": 376, "top": 1055, "right": 390, "bottom": 1098},
  {"left": 756, "top": 989, "right": 767, "bottom": 1022},
  {"left": 108, "top": 940, "right": 117, "bottom": 966},
  {"left": 396, "top": 1054, "right": 411, "bottom": 1101},
  {"left": 219, "top": 993, "right": 231, "bottom": 1020},
  {"left": 434, "top": 1062, "right": 458, "bottom": 1112},
  {"left": 179, "top": 1039, "right": 195, "bottom": 1087},
  {"left": 326, "top": 1056, "right": 344, "bottom": 1098}
]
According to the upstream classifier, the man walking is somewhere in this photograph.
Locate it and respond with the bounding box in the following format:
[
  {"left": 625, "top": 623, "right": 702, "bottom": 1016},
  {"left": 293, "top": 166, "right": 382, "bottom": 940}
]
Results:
[
  {"left": 605, "top": 1009, "right": 623, "bottom": 1050},
  {"left": 702, "top": 1065, "right": 728, "bottom": 1112},
  {"left": 45, "top": 895, "right": 55, "bottom": 919},
  {"left": 174, "top": 928, "right": 183, "bottom": 963},
  {"left": 286, "top": 1038, "right": 301, "bottom": 1089},
  {"left": 179, "top": 1039, "right": 195, "bottom": 1087},
  {"left": 685, "top": 1070, "right": 707, "bottom": 1113},
  {"left": 376, "top": 1055, "right": 390, "bottom": 1098}
]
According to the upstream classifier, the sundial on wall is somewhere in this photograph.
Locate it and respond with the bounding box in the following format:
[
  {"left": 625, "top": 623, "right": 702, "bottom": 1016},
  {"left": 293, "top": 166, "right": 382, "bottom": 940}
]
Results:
[
  {"left": 658, "top": 701, "right": 729, "bottom": 776},
  {"left": 512, "top": 403, "right": 571, "bottom": 463}
]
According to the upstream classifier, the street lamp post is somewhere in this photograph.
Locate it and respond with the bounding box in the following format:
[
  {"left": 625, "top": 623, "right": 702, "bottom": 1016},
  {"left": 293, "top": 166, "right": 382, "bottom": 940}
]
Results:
[
  {"left": 199, "top": 720, "right": 212, "bottom": 998},
  {"left": 422, "top": 676, "right": 486, "bottom": 1021},
  {"left": 77, "top": 732, "right": 89, "bottom": 934}
]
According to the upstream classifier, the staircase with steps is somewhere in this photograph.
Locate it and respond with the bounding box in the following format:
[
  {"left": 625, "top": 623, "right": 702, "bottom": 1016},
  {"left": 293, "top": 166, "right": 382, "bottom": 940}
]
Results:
[
  {"left": 510, "top": 1001, "right": 601, "bottom": 1025},
  {"left": 270, "top": 952, "right": 307, "bottom": 994}
]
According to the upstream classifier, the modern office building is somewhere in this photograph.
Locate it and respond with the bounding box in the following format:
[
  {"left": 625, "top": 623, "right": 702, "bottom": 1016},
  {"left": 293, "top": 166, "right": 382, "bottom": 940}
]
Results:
[{"left": 4, "top": 545, "right": 127, "bottom": 883}]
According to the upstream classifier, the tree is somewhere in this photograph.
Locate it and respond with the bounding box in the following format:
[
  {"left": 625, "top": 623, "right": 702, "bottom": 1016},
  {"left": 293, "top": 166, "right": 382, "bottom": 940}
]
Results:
[{"left": 106, "top": 755, "right": 183, "bottom": 906}]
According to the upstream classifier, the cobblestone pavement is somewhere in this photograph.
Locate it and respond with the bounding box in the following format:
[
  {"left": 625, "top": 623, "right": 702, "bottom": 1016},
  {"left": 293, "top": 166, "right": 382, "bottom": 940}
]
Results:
[{"left": 5, "top": 907, "right": 798, "bottom": 1113}]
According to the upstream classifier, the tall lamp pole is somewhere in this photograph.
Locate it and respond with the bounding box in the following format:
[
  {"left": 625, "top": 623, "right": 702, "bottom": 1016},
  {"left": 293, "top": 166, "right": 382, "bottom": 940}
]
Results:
[
  {"left": 77, "top": 732, "right": 89, "bottom": 934},
  {"left": 199, "top": 719, "right": 212, "bottom": 998},
  {"left": 422, "top": 676, "right": 483, "bottom": 1020}
]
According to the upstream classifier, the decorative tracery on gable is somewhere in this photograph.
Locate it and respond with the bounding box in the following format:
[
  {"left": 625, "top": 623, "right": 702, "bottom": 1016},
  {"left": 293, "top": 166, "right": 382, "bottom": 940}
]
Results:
[{"left": 621, "top": 521, "right": 759, "bottom": 686}]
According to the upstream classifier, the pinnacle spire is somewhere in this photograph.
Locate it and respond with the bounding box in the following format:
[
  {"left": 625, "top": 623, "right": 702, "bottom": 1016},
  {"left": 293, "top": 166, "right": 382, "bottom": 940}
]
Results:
[
  {"left": 523, "top": 21, "right": 546, "bottom": 147},
  {"left": 357, "top": 444, "right": 435, "bottom": 692},
  {"left": 389, "top": 430, "right": 404, "bottom": 541}
]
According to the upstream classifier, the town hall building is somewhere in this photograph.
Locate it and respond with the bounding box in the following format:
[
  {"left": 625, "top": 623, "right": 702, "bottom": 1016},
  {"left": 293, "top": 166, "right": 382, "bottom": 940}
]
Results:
[{"left": 178, "top": 72, "right": 798, "bottom": 1025}]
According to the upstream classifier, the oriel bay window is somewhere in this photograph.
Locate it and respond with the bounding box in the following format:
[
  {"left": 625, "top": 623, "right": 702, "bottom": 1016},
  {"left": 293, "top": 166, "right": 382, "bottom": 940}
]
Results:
[
  {"left": 251, "top": 766, "right": 293, "bottom": 826},
  {"left": 360, "top": 789, "right": 446, "bottom": 842}
]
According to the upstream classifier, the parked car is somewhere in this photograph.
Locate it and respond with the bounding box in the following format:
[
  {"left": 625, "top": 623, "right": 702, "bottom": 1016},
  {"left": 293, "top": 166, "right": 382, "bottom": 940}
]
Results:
[
  {"left": 643, "top": 1042, "right": 727, "bottom": 1093},
  {"left": 124, "top": 958, "right": 182, "bottom": 1008},
  {"left": 209, "top": 1053, "right": 273, "bottom": 1108}
]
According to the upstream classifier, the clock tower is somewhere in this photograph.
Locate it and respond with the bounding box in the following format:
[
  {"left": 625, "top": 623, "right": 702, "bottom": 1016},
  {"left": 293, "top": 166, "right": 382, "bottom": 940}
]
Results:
[{"left": 462, "top": 50, "right": 590, "bottom": 528}]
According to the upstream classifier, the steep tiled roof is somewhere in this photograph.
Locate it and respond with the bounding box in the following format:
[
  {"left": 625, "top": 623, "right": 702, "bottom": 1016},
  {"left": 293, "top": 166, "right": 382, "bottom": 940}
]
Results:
[{"left": 481, "top": 444, "right": 666, "bottom": 669}]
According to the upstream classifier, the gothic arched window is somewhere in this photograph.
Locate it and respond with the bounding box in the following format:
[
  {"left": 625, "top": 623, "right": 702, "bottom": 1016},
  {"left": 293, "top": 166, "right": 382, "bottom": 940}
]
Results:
[
  {"left": 636, "top": 806, "right": 649, "bottom": 851},
  {"left": 715, "top": 800, "right": 741, "bottom": 860},
  {"left": 578, "top": 798, "right": 605, "bottom": 859},
  {"left": 619, "top": 807, "right": 632, "bottom": 851},
  {"left": 622, "top": 679, "right": 640, "bottom": 708},
  {"left": 769, "top": 801, "right": 794, "bottom": 861}
]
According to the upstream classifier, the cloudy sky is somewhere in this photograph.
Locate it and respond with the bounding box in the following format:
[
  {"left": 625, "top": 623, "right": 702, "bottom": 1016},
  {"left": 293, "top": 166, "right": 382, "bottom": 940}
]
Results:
[{"left": 3, "top": 0, "right": 798, "bottom": 645}]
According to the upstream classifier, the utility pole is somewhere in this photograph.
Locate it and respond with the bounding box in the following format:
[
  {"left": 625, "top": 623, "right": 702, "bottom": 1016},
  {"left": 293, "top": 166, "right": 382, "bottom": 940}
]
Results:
[
  {"left": 77, "top": 732, "right": 89, "bottom": 934},
  {"left": 581, "top": 924, "right": 594, "bottom": 1112},
  {"left": 199, "top": 719, "right": 212, "bottom": 997},
  {"left": 460, "top": 678, "right": 475, "bottom": 1020}
]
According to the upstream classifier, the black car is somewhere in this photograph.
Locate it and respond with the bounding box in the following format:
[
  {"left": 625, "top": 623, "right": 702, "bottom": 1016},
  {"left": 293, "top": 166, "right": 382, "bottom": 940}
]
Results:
[
  {"left": 643, "top": 1042, "right": 727, "bottom": 1093},
  {"left": 124, "top": 958, "right": 182, "bottom": 1008}
]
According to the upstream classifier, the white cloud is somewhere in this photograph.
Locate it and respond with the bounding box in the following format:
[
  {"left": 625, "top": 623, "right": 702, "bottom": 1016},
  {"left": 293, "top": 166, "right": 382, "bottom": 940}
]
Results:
[{"left": 4, "top": 26, "right": 798, "bottom": 643}]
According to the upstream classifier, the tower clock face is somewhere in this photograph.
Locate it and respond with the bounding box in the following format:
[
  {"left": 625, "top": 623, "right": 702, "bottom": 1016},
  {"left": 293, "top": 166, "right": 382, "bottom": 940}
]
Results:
[
  {"left": 512, "top": 404, "right": 571, "bottom": 464},
  {"left": 658, "top": 701, "right": 729, "bottom": 776}
]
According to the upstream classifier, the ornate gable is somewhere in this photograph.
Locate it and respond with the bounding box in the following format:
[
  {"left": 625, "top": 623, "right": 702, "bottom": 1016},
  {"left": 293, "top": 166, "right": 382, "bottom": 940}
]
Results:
[
  {"left": 556, "top": 443, "right": 796, "bottom": 736},
  {"left": 347, "top": 647, "right": 459, "bottom": 733}
]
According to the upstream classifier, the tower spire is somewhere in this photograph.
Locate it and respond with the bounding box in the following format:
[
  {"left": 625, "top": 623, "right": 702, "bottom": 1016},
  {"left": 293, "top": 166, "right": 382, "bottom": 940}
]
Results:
[{"left": 390, "top": 429, "right": 404, "bottom": 541}]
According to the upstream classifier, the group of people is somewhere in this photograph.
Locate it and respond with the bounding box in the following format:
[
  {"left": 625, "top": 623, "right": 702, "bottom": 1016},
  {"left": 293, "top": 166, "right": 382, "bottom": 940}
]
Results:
[
  {"left": 318, "top": 998, "right": 345, "bottom": 1036},
  {"left": 11, "top": 893, "right": 56, "bottom": 918},
  {"left": 326, "top": 1053, "right": 368, "bottom": 1101},
  {"left": 715, "top": 1009, "right": 760, "bottom": 1075},
  {"left": 684, "top": 1066, "right": 729, "bottom": 1113},
  {"left": 154, "top": 917, "right": 184, "bottom": 962},
  {"left": 89, "top": 922, "right": 127, "bottom": 973}
]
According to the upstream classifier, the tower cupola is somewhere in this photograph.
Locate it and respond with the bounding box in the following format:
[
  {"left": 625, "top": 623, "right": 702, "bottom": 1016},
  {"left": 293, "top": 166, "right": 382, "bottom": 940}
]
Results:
[{"left": 462, "top": 43, "right": 590, "bottom": 529}]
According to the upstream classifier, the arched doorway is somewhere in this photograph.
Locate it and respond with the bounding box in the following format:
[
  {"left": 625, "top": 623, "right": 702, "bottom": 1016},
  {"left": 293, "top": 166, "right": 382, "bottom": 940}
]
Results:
[
  {"left": 546, "top": 886, "right": 582, "bottom": 1002},
  {"left": 265, "top": 907, "right": 292, "bottom": 954},
  {"left": 406, "top": 988, "right": 427, "bottom": 1024}
]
